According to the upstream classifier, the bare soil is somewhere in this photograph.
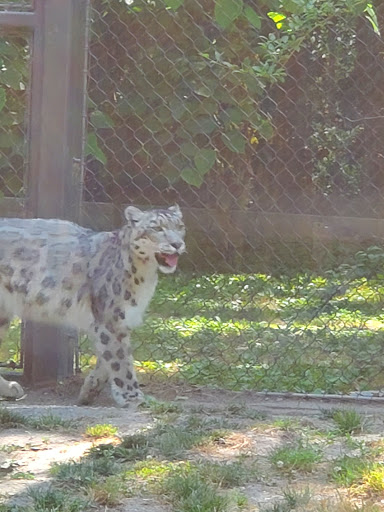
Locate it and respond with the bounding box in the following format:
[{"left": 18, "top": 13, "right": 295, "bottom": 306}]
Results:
[{"left": 1, "top": 379, "right": 384, "bottom": 511}]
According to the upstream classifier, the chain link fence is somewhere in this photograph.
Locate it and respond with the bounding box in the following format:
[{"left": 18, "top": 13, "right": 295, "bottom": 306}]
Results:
[
  {"left": 79, "top": 0, "right": 384, "bottom": 397},
  {"left": 0, "top": 0, "right": 383, "bottom": 397},
  {"left": 0, "top": 21, "right": 30, "bottom": 370}
]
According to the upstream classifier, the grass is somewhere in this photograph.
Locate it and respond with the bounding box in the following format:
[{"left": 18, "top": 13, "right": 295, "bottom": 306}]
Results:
[
  {"left": 28, "top": 412, "right": 74, "bottom": 431},
  {"left": 0, "top": 407, "right": 75, "bottom": 431},
  {"left": 160, "top": 466, "right": 230, "bottom": 512},
  {"left": 330, "top": 449, "right": 384, "bottom": 495},
  {"left": 262, "top": 487, "right": 313, "bottom": 511},
  {"left": 270, "top": 441, "right": 323, "bottom": 473},
  {"left": 27, "top": 487, "right": 88, "bottom": 512},
  {"left": 51, "top": 457, "right": 120, "bottom": 485},
  {"left": 1, "top": 407, "right": 384, "bottom": 512},
  {"left": 331, "top": 409, "right": 365, "bottom": 435}
]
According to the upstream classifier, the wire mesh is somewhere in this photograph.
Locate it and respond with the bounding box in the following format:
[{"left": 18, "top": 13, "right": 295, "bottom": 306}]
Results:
[
  {"left": 0, "top": 33, "right": 30, "bottom": 370},
  {"left": 81, "top": 0, "right": 384, "bottom": 397}
]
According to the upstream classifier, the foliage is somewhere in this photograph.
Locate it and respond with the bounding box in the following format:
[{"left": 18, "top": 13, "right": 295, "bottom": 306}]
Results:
[
  {"left": 269, "top": 441, "right": 322, "bottom": 472},
  {"left": 85, "top": 0, "right": 379, "bottom": 204},
  {"left": 85, "top": 423, "right": 118, "bottom": 438},
  {"left": 0, "top": 37, "right": 28, "bottom": 198}
]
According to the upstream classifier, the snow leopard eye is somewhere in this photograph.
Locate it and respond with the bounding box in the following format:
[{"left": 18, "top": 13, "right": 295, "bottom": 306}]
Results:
[{"left": 153, "top": 226, "right": 163, "bottom": 232}]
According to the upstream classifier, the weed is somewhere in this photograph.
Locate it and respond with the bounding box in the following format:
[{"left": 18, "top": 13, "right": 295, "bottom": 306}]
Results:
[
  {"left": 330, "top": 455, "right": 372, "bottom": 487},
  {"left": 88, "top": 475, "right": 128, "bottom": 505},
  {"left": 85, "top": 423, "right": 118, "bottom": 438},
  {"left": 160, "top": 466, "right": 229, "bottom": 512},
  {"left": 270, "top": 441, "right": 322, "bottom": 472},
  {"left": 51, "top": 457, "right": 119, "bottom": 486},
  {"left": 282, "top": 486, "right": 313, "bottom": 508},
  {"left": 273, "top": 418, "right": 300, "bottom": 431},
  {"left": 0, "top": 407, "right": 27, "bottom": 428},
  {"left": 197, "top": 459, "right": 257, "bottom": 487},
  {"left": 10, "top": 471, "right": 35, "bottom": 480},
  {"left": 27, "top": 486, "right": 88, "bottom": 511},
  {"left": 90, "top": 432, "right": 149, "bottom": 461},
  {"left": 331, "top": 409, "right": 365, "bottom": 435},
  {"left": 28, "top": 412, "right": 74, "bottom": 431},
  {"left": 362, "top": 466, "right": 384, "bottom": 493}
]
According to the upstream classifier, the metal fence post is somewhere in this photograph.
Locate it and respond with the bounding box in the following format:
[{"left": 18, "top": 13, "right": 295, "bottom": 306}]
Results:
[{"left": 23, "top": 0, "right": 89, "bottom": 386}]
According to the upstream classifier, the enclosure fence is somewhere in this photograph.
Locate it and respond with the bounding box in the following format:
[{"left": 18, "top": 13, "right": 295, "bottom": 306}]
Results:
[{"left": 2, "top": 0, "right": 384, "bottom": 398}]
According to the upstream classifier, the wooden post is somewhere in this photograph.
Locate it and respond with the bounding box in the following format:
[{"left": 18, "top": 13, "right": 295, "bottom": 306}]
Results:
[{"left": 23, "top": 0, "right": 89, "bottom": 386}]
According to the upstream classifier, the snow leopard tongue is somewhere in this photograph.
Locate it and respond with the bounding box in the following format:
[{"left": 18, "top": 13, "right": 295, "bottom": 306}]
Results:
[{"left": 163, "top": 253, "right": 178, "bottom": 267}]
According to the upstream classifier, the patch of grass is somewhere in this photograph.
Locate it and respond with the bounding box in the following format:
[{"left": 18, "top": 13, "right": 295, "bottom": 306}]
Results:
[
  {"left": 85, "top": 423, "right": 118, "bottom": 438},
  {"left": 331, "top": 409, "right": 365, "bottom": 435},
  {"left": 27, "top": 486, "right": 88, "bottom": 512},
  {"left": 197, "top": 459, "right": 257, "bottom": 488},
  {"left": 330, "top": 455, "right": 372, "bottom": 487},
  {"left": 262, "top": 488, "right": 312, "bottom": 512},
  {"left": 160, "top": 465, "right": 230, "bottom": 512},
  {"left": 10, "top": 471, "right": 35, "bottom": 480},
  {"left": 0, "top": 407, "right": 74, "bottom": 431},
  {"left": 362, "top": 466, "right": 384, "bottom": 493},
  {"left": 28, "top": 412, "right": 74, "bottom": 431},
  {"left": 0, "top": 407, "right": 28, "bottom": 428},
  {"left": 90, "top": 432, "right": 150, "bottom": 461},
  {"left": 51, "top": 457, "right": 120, "bottom": 487},
  {"left": 270, "top": 441, "right": 322, "bottom": 473},
  {"left": 88, "top": 475, "right": 129, "bottom": 506},
  {"left": 273, "top": 418, "right": 301, "bottom": 431}
]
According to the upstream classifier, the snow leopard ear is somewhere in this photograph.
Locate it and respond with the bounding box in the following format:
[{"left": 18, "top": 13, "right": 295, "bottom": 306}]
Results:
[
  {"left": 168, "top": 204, "right": 182, "bottom": 218},
  {"left": 124, "top": 206, "right": 144, "bottom": 224}
]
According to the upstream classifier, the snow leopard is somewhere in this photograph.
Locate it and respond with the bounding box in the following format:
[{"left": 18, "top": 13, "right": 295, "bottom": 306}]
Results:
[{"left": 0, "top": 205, "right": 185, "bottom": 406}]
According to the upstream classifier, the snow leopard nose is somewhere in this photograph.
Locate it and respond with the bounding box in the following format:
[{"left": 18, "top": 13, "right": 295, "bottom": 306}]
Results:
[{"left": 171, "top": 242, "right": 182, "bottom": 251}]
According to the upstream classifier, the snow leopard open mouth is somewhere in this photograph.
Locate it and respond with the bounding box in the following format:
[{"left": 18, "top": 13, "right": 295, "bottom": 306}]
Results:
[{"left": 155, "top": 252, "right": 179, "bottom": 268}]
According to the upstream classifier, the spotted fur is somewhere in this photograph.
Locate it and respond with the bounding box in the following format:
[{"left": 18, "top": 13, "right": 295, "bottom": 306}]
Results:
[{"left": 0, "top": 205, "right": 185, "bottom": 406}]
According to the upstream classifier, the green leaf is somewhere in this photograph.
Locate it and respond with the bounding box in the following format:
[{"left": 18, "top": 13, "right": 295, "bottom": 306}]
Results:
[
  {"left": 0, "top": 69, "right": 22, "bottom": 90},
  {"left": 170, "top": 98, "right": 187, "bottom": 120},
  {"left": 281, "top": 0, "right": 303, "bottom": 14},
  {"left": 0, "top": 88, "right": 6, "bottom": 113},
  {"left": 86, "top": 132, "right": 107, "bottom": 165},
  {"left": 243, "top": 6, "right": 261, "bottom": 28},
  {"left": 221, "top": 131, "right": 246, "bottom": 153},
  {"left": 214, "top": 0, "right": 243, "bottom": 29},
  {"left": 0, "top": 133, "right": 16, "bottom": 148},
  {"left": 90, "top": 110, "right": 114, "bottom": 129},
  {"left": 164, "top": 0, "right": 184, "bottom": 9},
  {"left": 346, "top": 0, "right": 368, "bottom": 15},
  {"left": 220, "top": 107, "right": 246, "bottom": 126},
  {"left": 258, "top": 120, "right": 274, "bottom": 140},
  {"left": 180, "top": 142, "right": 198, "bottom": 157},
  {"left": 180, "top": 167, "right": 205, "bottom": 187},
  {"left": 184, "top": 116, "right": 217, "bottom": 135},
  {"left": 194, "top": 149, "right": 216, "bottom": 173}
]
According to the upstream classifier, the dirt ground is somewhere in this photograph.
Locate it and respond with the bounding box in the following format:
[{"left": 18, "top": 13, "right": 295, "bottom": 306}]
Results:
[{"left": 1, "top": 379, "right": 384, "bottom": 511}]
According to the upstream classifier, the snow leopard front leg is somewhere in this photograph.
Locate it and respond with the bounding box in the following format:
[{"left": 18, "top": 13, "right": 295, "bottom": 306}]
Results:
[
  {"left": 79, "top": 324, "right": 143, "bottom": 407},
  {"left": 0, "top": 317, "right": 24, "bottom": 400}
]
